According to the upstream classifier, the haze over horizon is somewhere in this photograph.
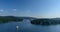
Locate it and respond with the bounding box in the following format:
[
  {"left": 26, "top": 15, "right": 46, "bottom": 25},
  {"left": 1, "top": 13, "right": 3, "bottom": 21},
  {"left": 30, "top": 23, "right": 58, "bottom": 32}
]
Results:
[{"left": 0, "top": 0, "right": 60, "bottom": 18}]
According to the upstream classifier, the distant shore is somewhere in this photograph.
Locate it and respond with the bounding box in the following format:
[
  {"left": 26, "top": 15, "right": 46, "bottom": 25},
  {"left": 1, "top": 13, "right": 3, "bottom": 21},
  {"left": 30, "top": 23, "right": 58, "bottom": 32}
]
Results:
[
  {"left": 31, "top": 19, "right": 60, "bottom": 25},
  {"left": 0, "top": 16, "right": 23, "bottom": 23}
]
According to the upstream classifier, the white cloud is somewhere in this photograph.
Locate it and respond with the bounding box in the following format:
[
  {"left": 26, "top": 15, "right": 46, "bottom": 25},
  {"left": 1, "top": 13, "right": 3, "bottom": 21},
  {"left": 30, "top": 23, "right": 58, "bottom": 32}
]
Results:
[
  {"left": 0, "top": 9, "right": 4, "bottom": 12},
  {"left": 26, "top": 10, "right": 31, "bottom": 13},
  {"left": 13, "top": 9, "right": 17, "bottom": 11}
]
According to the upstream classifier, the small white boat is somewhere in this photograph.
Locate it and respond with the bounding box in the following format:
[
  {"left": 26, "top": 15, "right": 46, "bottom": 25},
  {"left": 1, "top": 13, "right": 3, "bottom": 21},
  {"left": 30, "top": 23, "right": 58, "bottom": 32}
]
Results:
[{"left": 16, "top": 25, "right": 19, "bottom": 30}]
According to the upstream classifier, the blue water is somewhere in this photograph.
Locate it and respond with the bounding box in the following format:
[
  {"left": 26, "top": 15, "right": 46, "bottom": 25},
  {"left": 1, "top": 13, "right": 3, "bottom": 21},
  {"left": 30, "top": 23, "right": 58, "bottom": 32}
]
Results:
[
  {"left": 0, "top": 19, "right": 60, "bottom": 32},
  {"left": 0, "top": 22, "right": 23, "bottom": 32}
]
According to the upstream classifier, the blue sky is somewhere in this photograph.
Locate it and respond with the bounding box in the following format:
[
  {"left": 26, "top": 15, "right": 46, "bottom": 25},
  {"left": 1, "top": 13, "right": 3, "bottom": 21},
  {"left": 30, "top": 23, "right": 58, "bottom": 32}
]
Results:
[{"left": 0, "top": 0, "right": 60, "bottom": 18}]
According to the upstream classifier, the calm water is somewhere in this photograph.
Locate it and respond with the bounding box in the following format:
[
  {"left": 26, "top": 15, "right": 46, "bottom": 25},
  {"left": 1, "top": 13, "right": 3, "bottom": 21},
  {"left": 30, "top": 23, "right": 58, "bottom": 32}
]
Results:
[{"left": 0, "top": 19, "right": 60, "bottom": 32}]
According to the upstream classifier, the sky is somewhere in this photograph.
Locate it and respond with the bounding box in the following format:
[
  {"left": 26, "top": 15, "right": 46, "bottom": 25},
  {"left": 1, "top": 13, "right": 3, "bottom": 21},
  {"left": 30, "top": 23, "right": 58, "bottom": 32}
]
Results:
[{"left": 0, "top": 0, "right": 60, "bottom": 18}]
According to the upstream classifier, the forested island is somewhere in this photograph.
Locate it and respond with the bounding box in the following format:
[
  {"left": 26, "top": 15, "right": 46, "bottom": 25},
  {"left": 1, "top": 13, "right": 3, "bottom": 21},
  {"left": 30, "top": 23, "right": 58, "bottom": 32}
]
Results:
[
  {"left": 0, "top": 16, "right": 23, "bottom": 23},
  {"left": 31, "top": 18, "right": 60, "bottom": 25}
]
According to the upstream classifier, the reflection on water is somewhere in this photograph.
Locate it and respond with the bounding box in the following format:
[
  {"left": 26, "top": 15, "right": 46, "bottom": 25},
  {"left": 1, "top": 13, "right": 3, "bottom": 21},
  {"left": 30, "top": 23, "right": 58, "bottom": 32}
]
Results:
[{"left": 0, "top": 19, "right": 60, "bottom": 32}]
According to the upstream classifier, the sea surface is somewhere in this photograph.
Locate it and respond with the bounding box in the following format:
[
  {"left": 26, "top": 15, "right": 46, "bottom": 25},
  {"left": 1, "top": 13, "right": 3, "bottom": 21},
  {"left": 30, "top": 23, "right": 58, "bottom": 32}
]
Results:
[{"left": 0, "top": 19, "right": 60, "bottom": 32}]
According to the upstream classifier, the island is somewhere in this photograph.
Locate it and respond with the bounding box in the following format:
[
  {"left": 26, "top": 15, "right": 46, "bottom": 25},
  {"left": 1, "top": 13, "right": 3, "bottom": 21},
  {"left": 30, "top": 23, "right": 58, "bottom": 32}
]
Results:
[{"left": 31, "top": 18, "right": 60, "bottom": 25}]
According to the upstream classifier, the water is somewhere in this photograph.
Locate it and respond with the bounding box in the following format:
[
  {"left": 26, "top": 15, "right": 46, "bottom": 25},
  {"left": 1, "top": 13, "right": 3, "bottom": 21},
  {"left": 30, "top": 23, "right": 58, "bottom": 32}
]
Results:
[
  {"left": 0, "top": 19, "right": 60, "bottom": 32},
  {"left": 0, "top": 22, "right": 23, "bottom": 32}
]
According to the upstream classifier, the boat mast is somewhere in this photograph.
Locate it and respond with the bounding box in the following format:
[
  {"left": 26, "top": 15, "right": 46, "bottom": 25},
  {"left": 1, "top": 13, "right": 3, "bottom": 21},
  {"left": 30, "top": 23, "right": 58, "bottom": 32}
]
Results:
[{"left": 16, "top": 19, "right": 19, "bottom": 32}]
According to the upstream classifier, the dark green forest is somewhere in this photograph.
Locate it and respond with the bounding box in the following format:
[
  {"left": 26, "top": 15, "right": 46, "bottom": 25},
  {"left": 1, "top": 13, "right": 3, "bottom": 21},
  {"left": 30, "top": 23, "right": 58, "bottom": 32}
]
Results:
[
  {"left": 0, "top": 16, "right": 23, "bottom": 23},
  {"left": 31, "top": 19, "right": 60, "bottom": 25}
]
